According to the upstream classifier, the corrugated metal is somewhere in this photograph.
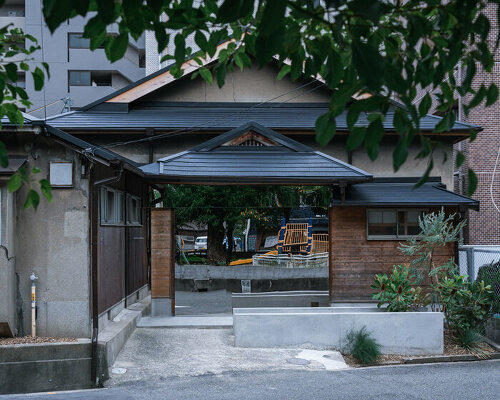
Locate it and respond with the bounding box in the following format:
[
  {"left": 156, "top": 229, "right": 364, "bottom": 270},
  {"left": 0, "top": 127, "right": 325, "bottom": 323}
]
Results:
[
  {"left": 335, "top": 180, "right": 479, "bottom": 209},
  {"left": 45, "top": 103, "right": 480, "bottom": 132},
  {"left": 141, "top": 122, "right": 372, "bottom": 184}
]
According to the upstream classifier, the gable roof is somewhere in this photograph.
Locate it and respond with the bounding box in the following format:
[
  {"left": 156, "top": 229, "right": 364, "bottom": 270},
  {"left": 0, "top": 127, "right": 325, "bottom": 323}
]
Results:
[{"left": 140, "top": 122, "right": 372, "bottom": 185}]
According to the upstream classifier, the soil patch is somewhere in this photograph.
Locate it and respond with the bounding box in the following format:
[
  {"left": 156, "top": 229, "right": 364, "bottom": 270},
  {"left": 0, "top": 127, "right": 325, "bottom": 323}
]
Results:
[
  {"left": 343, "top": 331, "right": 498, "bottom": 368},
  {"left": 0, "top": 336, "right": 77, "bottom": 345}
]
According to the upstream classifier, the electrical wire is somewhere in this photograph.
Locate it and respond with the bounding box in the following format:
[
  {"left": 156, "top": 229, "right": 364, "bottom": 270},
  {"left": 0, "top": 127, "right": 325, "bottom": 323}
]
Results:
[
  {"left": 490, "top": 143, "right": 500, "bottom": 212},
  {"left": 101, "top": 80, "right": 325, "bottom": 149}
]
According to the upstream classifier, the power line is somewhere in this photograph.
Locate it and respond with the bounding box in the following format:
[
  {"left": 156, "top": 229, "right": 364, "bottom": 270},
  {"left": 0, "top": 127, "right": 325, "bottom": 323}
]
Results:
[{"left": 101, "top": 80, "right": 325, "bottom": 150}]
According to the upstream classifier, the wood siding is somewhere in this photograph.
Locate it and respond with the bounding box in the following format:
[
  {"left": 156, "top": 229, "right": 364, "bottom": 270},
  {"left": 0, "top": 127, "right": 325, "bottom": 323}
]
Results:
[
  {"left": 151, "top": 208, "right": 175, "bottom": 299},
  {"left": 92, "top": 165, "right": 149, "bottom": 314},
  {"left": 329, "top": 207, "right": 456, "bottom": 301}
]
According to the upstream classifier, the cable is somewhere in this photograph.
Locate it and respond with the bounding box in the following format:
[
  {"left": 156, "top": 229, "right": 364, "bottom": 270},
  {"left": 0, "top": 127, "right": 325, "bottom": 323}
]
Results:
[
  {"left": 490, "top": 143, "right": 500, "bottom": 212},
  {"left": 101, "top": 80, "right": 324, "bottom": 149}
]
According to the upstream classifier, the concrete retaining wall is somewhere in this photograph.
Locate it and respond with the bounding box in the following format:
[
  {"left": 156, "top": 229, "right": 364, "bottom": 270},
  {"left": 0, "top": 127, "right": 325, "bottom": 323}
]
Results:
[
  {"left": 233, "top": 307, "right": 444, "bottom": 355},
  {"left": 232, "top": 291, "right": 329, "bottom": 308},
  {"left": 175, "top": 265, "right": 328, "bottom": 292},
  {"left": 0, "top": 340, "right": 92, "bottom": 394}
]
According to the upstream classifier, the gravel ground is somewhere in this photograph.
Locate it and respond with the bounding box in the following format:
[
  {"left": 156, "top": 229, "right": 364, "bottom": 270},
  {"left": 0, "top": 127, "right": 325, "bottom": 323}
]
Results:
[{"left": 0, "top": 336, "right": 76, "bottom": 345}]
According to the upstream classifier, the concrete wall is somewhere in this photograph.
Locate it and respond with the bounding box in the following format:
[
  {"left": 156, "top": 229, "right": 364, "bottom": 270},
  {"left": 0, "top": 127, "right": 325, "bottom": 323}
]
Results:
[
  {"left": 233, "top": 308, "right": 444, "bottom": 355},
  {"left": 141, "top": 62, "right": 332, "bottom": 103},
  {"left": 3, "top": 132, "right": 91, "bottom": 338},
  {"left": 0, "top": 188, "right": 17, "bottom": 336}
]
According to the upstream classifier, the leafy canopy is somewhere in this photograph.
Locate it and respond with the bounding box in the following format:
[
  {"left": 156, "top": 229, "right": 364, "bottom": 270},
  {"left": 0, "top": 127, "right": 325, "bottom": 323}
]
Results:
[{"left": 38, "top": 0, "right": 500, "bottom": 195}]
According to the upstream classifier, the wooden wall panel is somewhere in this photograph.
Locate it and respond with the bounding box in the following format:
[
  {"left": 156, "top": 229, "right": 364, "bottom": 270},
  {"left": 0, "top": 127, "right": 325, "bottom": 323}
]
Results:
[
  {"left": 329, "top": 206, "right": 456, "bottom": 301},
  {"left": 151, "top": 208, "right": 175, "bottom": 299}
]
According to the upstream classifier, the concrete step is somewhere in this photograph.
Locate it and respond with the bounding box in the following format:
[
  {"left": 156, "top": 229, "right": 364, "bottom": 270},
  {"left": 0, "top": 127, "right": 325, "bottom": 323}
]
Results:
[{"left": 137, "top": 314, "right": 233, "bottom": 329}]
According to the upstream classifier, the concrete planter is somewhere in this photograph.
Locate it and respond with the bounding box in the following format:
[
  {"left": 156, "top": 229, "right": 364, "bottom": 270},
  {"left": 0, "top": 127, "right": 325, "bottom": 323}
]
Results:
[
  {"left": 232, "top": 291, "right": 329, "bottom": 308},
  {"left": 233, "top": 307, "right": 444, "bottom": 355}
]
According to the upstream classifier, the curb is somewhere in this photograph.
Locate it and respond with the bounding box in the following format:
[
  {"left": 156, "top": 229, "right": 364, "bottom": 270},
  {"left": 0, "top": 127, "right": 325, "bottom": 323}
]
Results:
[{"left": 402, "top": 352, "right": 500, "bottom": 364}]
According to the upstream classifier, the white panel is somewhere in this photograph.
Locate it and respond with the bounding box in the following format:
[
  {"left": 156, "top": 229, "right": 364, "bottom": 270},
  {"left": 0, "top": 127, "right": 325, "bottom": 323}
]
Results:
[{"left": 49, "top": 161, "right": 73, "bottom": 187}]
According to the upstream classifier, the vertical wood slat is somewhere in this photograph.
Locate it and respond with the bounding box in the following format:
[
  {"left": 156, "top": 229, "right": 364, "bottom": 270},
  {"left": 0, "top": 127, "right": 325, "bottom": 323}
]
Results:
[
  {"left": 328, "top": 207, "right": 334, "bottom": 304},
  {"left": 151, "top": 209, "right": 175, "bottom": 304}
]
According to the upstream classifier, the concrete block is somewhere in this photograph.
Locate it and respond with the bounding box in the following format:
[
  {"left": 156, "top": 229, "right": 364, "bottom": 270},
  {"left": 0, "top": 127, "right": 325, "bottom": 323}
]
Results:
[
  {"left": 152, "top": 298, "right": 174, "bottom": 316},
  {"left": 233, "top": 308, "right": 443, "bottom": 355},
  {"left": 232, "top": 291, "right": 329, "bottom": 308}
]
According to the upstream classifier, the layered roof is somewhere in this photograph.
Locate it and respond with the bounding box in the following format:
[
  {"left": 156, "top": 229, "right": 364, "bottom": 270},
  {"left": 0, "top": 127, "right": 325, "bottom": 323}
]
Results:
[
  {"left": 332, "top": 178, "right": 479, "bottom": 210},
  {"left": 140, "top": 122, "right": 372, "bottom": 185},
  {"left": 45, "top": 102, "right": 479, "bottom": 134}
]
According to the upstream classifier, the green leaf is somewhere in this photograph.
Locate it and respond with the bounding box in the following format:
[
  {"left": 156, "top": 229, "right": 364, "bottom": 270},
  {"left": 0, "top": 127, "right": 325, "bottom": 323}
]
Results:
[
  {"left": 31, "top": 67, "right": 44, "bottom": 91},
  {"left": 195, "top": 31, "right": 209, "bottom": 52},
  {"left": 393, "top": 137, "right": 409, "bottom": 171},
  {"left": 234, "top": 53, "right": 244, "bottom": 71},
  {"left": 216, "top": 65, "right": 226, "bottom": 88},
  {"left": 199, "top": 68, "right": 213, "bottom": 85},
  {"left": 364, "top": 117, "right": 384, "bottom": 160},
  {"left": 0, "top": 141, "right": 8, "bottom": 168},
  {"left": 7, "top": 174, "right": 21, "bottom": 193},
  {"left": 352, "top": 40, "right": 384, "bottom": 90},
  {"left": 24, "top": 189, "right": 40, "bottom": 210},
  {"left": 433, "top": 112, "right": 455, "bottom": 133},
  {"left": 315, "top": 112, "right": 336, "bottom": 147},
  {"left": 324, "top": 49, "right": 342, "bottom": 90},
  {"left": 5, "top": 63, "right": 17, "bottom": 82},
  {"left": 418, "top": 93, "right": 432, "bottom": 117},
  {"left": 174, "top": 33, "right": 186, "bottom": 67},
  {"left": 277, "top": 64, "right": 290, "bottom": 80},
  {"left": 456, "top": 151, "right": 465, "bottom": 168},
  {"left": 106, "top": 33, "right": 129, "bottom": 63},
  {"left": 40, "top": 179, "right": 52, "bottom": 202},
  {"left": 486, "top": 84, "right": 498, "bottom": 107},
  {"left": 415, "top": 159, "right": 434, "bottom": 188},
  {"left": 32, "top": 167, "right": 41, "bottom": 174},
  {"left": 468, "top": 169, "right": 478, "bottom": 196},
  {"left": 259, "top": 0, "right": 287, "bottom": 35},
  {"left": 217, "top": 0, "right": 253, "bottom": 23},
  {"left": 346, "top": 127, "right": 366, "bottom": 152}
]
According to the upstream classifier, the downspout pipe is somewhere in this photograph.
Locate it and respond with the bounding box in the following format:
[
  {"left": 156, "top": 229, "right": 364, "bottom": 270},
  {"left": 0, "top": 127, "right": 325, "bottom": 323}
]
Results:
[{"left": 89, "top": 160, "right": 124, "bottom": 387}]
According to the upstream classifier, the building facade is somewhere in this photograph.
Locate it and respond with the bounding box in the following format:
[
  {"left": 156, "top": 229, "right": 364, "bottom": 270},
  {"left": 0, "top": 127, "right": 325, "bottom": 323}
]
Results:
[{"left": 1, "top": 0, "right": 146, "bottom": 118}]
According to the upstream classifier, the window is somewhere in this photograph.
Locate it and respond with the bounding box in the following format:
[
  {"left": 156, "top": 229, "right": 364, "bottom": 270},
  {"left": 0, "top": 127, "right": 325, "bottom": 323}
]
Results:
[
  {"left": 68, "top": 33, "right": 90, "bottom": 49},
  {"left": 126, "top": 194, "right": 142, "bottom": 226},
  {"left": 69, "top": 70, "right": 90, "bottom": 86},
  {"left": 49, "top": 161, "right": 73, "bottom": 187},
  {"left": 100, "top": 187, "right": 125, "bottom": 225},
  {"left": 367, "top": 209, "right": 425, "bottom": 239}
]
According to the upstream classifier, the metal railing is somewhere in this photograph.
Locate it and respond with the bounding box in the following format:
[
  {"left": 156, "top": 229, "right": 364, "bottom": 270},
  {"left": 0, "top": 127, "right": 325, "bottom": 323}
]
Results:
[
  {"left": 458, "top": 246, "right": 500, "bottom": 299},
  {"left": 252, "top": 252, "right": 328, "bottom": 268}
]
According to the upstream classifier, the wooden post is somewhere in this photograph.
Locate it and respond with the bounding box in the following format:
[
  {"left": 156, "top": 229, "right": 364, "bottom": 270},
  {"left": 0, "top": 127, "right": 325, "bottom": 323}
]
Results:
[
  {"left": 151, "top": 208, "right": 175, "bottom": 316},
  {"left": 328, "top": 207, "right": 334, "bottom": 305}
]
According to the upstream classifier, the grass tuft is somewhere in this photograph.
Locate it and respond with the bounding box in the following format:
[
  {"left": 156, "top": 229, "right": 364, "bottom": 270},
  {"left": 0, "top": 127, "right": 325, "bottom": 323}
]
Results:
[{"left": 345, "top": 326, "right": 381, "bottom": 365}]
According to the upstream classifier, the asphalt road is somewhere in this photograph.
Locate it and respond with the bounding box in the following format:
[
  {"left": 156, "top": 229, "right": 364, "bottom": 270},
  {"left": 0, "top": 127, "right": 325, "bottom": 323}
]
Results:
[{"left": 3, "top": 360, "right": 499, "bottom": 399}]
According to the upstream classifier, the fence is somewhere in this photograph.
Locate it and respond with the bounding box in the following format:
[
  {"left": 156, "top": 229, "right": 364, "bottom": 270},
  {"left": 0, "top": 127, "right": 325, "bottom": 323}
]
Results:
[
  {"left": 458, "top": 246, "right": 500, "bottom": 299},
  {"left": 252, "top": 252, "right": 329, "bottom": 268}
]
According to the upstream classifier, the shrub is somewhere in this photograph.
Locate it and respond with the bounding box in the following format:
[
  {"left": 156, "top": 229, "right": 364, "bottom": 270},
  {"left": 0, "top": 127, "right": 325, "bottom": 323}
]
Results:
[
  {"left": 456, "top": 329, "right": 482, "bottom": 351},
  {"left": 435, "top": 273, "right": 494, "bottom": 338},
  {"left": 345, "top": 326, "right": 381, "bottom": 365},
  {"left": 371, "top": 265, "right": 429, "bottom": 311},
  {"left": 477, "top": 261, "right": 500, "bottom": 315}
]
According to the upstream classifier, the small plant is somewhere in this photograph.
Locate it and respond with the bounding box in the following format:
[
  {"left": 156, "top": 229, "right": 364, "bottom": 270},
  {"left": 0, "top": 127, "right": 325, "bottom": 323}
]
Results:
[
  {"left": 345, "top": 326, "right": 381, "bottom": 365},
  {"left": 371, "top": 265, "right": 424, "bottom": 311},
  {"left": 435, "top": 273, "right": 494, "bottom": 340},
  {"left": 477, "top": 261, "right": 500, "bottom": 315},
  {"left": 456, "top": 329, "right": 482, "bottom": 351}
]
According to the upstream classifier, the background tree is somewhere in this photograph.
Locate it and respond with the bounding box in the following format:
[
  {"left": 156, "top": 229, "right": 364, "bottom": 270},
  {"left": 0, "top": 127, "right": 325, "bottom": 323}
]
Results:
[
  {"left": 36, "top": 0, "right": 500, "bottom": 195},
  {"left": 0, "top": 24, "right": 51, "bottom": 208}
]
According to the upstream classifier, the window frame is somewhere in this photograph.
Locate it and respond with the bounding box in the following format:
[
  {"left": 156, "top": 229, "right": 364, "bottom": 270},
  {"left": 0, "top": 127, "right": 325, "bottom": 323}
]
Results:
[
  {"left": 126, "top": 194, "right": 142, "bottom": 226},
  {"left": 68, "top": 70, "right": 91, "bottom": 87},
  {"left": 68, "top": 33, "right": 91, "bottom": 49},
  {"left": 100, "top": 187, "right": 125, "bottom": 226},
  {"left": 366, "top": 208, "right": 427, "bottom": 240}
]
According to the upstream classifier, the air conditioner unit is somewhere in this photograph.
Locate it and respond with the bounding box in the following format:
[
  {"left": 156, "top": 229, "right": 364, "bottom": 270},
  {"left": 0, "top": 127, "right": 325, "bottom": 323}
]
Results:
[{"left": 7, "top": 11, "right": 17, "bottom": 17}]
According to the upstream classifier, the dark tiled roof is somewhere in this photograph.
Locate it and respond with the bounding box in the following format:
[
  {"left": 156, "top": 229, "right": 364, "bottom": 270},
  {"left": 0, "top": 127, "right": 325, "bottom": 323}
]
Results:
[
  {"left": 333, "top": 178, "right": 479, "bottom": 209},
  {"left": 140, "top": 122, "right": 372, "bottom": 185},
  {"left": 0, "top": 156, "right": 27, "bottom": 175},
  {"left": 45, "top": 102, "right": 480, "bottom": 132}
]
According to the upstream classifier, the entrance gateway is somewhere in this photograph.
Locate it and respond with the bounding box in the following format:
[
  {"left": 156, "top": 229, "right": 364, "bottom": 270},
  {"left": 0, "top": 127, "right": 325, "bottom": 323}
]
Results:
[
  {"left": 140, "top": 121, "right": 478, "bottom": 315},
  {"left": 141, "top": 121, "right": 372, "bottom": 316}
]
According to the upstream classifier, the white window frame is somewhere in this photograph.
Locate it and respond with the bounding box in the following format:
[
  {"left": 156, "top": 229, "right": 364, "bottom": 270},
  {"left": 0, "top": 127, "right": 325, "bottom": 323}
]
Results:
[
  {"left": 366, "top": 208, "right": 427, "bottom": 240},
  {"left": 126, "top": 194, "right": 142, "bottom": 226},
  {"left": 100, "top": 187, "right": 125, "bottom": 226}
]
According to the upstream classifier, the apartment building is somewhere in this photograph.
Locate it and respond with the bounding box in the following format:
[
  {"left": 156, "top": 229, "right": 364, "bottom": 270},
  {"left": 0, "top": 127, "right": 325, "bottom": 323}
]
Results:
[{"left": 1, "top": 0, "right": 146, "bottom": 118}]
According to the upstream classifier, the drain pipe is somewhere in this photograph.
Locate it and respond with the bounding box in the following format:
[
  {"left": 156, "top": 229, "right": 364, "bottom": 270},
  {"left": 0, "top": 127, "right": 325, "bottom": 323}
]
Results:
[
  {"left": 30, "top": 272, "right": 38, "bottom": 337},
  {"left": 89, "top": 161, "right": 123, "bottom": 387}
]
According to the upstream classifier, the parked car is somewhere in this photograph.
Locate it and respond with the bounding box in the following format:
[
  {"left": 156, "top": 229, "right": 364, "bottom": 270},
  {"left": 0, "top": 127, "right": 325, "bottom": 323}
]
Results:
[{"left": 194, "top": 236, "right": 208, "bottom": 251}]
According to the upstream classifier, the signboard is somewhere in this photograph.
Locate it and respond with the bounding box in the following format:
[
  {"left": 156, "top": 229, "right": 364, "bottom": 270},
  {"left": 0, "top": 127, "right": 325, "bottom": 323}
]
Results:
[
  {"left": 49, "top": 161, "right": 73, "bottom": 187},
  {"left": 241, "top": 279, "right": 251, "bottom": 293},
  {"left": 264, "top": 236, "right": 278, "bottom": 248}
]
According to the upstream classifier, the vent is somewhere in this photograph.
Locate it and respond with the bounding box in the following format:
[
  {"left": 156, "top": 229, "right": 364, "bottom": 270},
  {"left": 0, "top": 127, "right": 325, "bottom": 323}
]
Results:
[
  {"left": 222, "top": 131, "right": 279, "bottom": 147},
  {"left": 238, "top": 139, "right": 265, "bottom": 147}
]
